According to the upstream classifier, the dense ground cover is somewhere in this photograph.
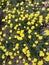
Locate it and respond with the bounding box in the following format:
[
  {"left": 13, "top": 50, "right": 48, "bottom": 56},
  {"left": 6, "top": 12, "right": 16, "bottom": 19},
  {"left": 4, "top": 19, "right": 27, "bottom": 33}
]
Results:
[{"left": 0, "top": 0, "right": 49, "bottom": 65}]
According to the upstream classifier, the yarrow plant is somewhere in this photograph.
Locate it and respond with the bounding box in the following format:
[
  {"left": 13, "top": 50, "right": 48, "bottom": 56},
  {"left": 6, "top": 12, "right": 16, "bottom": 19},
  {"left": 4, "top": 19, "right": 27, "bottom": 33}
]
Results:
[{"left": 0, "top": 0, "right": 49, "bottom": 65}]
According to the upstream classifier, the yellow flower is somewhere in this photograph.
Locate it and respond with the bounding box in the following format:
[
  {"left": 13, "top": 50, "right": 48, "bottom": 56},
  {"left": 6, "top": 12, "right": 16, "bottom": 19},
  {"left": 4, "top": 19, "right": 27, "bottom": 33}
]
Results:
[
  {"left": 27, "top": 50, "right": 30, "bottom": 54},
  {"left": 36, "top": 11, "right": 40, "bottom": 15},
  {"left": 3, "top": 49, "right": 7, "bottom": 52},
  {"left": 1, "top": 46, "right": 5, "bottom": 50},
  {"left": 9, "top": 30, "right": 12, "bottom": 33},
  {"left": 22, "top": 48, "right": 27, "bottom": 54},
  {"left": 31, "top": 26, "right": 35, "bottom": 30},
  {"left": 32, "top": 63, "right": 36, "bottom": 65},
  {"left": 47, "top": 8, "right": 49, "bottom": 11},
  {"left": 32, "top": 58, "right": 37, "bottom": 63},
  {"left": 28, "top": 29, "right": 32, "bottom": 34},
  {"left": 15, "top": 43, "right": 19, "bottom": 49},
  {"left": 9, "top": 52, "right": 12, "bottom": 56},
  {"left": 14, "top": 52, "right": 17, "bottom": 56},
  {"left": 46, "top": 52, "right": 49, "bottom": 55},
  {"left": 0, "top": 42, "right": 2, "bottom": 45},
  {"left": 44, "top": 55, "right": 49, "bottom": 61},
  {"left": 2, "top": 19, "right": 5, "bottom": 22},
  {"left": 5, "top": 51, "right": 9, "bottom": 56},
  {"left": 19, "top": 56, "right": 22, "bottom": 59},
  {"left": 2, "top": 27, "right": 5, "bottom": 30},
  {"left": 39, "top": 16, "right": 43, "bottom": 24},
  {"left": 23, "top": 58, "right": 25, "bottom": 63},
  {"left": 28, "top": 57, "right": 31, "bottom": 61},
  {"left": 44, "top": 30, "right": 49, "bottom": 35},
  {"left": 38, "top": 60, "right": 43, "bottom": 65},
  {"left": 10, "top": 23, "right": 13, "bottom": 28},
  {"left": 39, "top": 51, "right": 44, "bottom": 57},
  {"left": 25, "top": 63, "right": 29, "bottom": 65},
  {"left": 17, "top": 36, "right": 23, "bottom": 40},
  {"left": 8, "top": 61, "right": 12, "bottom": 65},
  {"left": 20, "top": 2, "right": 24, "bottom": 5},
  {"left": 42, "top": 7, "right": 45, "bottom": 11},
  {"left": 16, "top": 3, "right": 19, "bottom": 7},
  {"left": 17, "top": 50, "right": 20, "bottom": 54},
  {"left": 23, "top": 44, "right": 26, "bottom": 46},
  {"left": 32, "top": 44, "right": 36, "bottom": 47},
  {"left": 42, "top": 2, "right": 45, "bottom": 4},
  {"left": 43, "top": 48, "right": 46, "bottom": 52},
  {"left": 45, "top": 42, "right": 49, "bottom": 45},
  {"left": 38, "top": 36, "right": 43, "bottom": 40},
  {"left": 31, "top": 20, "right": 35, "bottom": 24},
  {"left": 27, "top": 27, "right": 29, "bottom": 30},
  {"left": 26, "top": 53, "right": 30, "bottom": 57},
  {"left": 20, "top": 33, "right": 24, "bottom": 37},
  {"left": 35, "top": 24, "right": 38, "bottom": 27},
  {"left": 3, "top": 60, "right": 6, "bottom": 64},
  {"left": 6, "top": 41, "right": 8, "bottom": 44},
  {"left": 36, "top": 34, "right": 39, "bottom": 37},
  {"left": 3, "top": 15, "right": 8, "bottom": 20},
  {"left": 1, "top": 0, "right": 4, "bottom": 2},
  {"left": 25, "top": 46, "right": 28, "bottom": 50},
  {"left": 27, "top": 21, "right": 31, "bottom": 25},
  {"left": 16, "top": 60, "right": 19, "bottom": 63},
  {"left": 34, "top": 32, "right": 37, "bottom": 35},
  {"left": 28, "top": 35, "right": 31, "bottom": 39},
  {"left": 36, "top": 2, "right": 39, "bottom": 5},
  {"left": 37, "top": 35, "right": 40, "bottom": 38},
  {"left": 8, "top": 20, "right": 11, "bottom": 24},
  {"left": 22, "top": 17, "right": 25, "bottom": 21},
  {"left": 12, "top": 10, "right": 15, "bottom": 14},
  {"left": 10, "top": 56, "right": 14, "bottom": 59},
  {"left": 35, "top": 40, "right": 38, "bottom": 44},
  {"left": 25, "top": 14, "right": 28, "bottom": 18},
  {"left": 15, "top": 18, "right": 18, "bottom": 22},
  {"left": 3, "top": 34, "right": 6, "bottom": 37},
  {"left": 0, "top": 31, "right": 2, "bottom": 35},
  {"left": 12, "top": 15, "right": 15, "bottom": 18},
  {"left": 13, "top": 48, "right": 16, "bottom": 51},
  {"left": 9, "top": 36, "right": 12, "bottom": 40},
  {"left": 7, "top": 1, "right": 11, "bottom": 6},
  {"left": 2, "top": 54, "right": 5, "bottom": 59}
]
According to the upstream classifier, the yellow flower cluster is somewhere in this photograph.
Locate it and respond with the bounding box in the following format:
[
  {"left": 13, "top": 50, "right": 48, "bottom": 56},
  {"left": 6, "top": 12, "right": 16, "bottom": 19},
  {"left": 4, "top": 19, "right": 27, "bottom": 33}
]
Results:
[
  {"left": 0, "top": 0, "right": 49, "bottom": 65},
  {"left": 0, "top": 0, "right": 6, "bottom": 8},
  {"left": 22, "top": 45, "right": 31, "bottom": 60},
  {"left": 45, "top": 14, "right": 49, "bottom": 23}
]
